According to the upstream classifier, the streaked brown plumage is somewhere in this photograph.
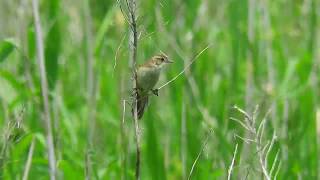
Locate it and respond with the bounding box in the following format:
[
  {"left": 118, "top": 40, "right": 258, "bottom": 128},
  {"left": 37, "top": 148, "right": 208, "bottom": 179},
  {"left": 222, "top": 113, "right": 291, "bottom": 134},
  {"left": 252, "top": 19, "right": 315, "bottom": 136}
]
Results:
[{"left": 132, "top": 53, "right": 172, "bottom": 119}]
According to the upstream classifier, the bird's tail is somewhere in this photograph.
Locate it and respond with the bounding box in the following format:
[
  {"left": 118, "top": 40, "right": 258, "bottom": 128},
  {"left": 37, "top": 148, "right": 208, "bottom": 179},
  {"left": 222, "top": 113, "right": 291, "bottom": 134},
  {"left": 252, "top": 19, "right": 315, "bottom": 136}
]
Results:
[{"left": 132, "top": 92, "right": 148, "bottom": 119}]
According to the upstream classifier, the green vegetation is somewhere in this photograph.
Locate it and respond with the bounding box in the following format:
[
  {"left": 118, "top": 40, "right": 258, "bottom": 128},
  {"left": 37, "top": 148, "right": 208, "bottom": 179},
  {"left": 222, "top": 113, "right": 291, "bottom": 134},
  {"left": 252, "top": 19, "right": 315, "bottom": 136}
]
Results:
[{"left": 0, "top": 0, "right": 319, "bottom": 179}]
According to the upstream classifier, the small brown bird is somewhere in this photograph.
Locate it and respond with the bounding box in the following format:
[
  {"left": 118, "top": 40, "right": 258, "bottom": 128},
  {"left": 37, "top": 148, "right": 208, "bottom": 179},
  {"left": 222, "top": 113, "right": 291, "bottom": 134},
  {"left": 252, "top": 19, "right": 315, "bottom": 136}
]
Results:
[{"left": 132, "top": 53, "right": 173, "bottom": 119}]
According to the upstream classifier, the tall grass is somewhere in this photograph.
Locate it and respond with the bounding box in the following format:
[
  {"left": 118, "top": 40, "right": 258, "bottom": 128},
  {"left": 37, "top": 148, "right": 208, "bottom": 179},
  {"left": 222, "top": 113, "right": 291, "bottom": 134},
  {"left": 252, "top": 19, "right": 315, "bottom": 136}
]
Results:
[{"left": 0, "top": 0, "right": 319, "bottom": 179}]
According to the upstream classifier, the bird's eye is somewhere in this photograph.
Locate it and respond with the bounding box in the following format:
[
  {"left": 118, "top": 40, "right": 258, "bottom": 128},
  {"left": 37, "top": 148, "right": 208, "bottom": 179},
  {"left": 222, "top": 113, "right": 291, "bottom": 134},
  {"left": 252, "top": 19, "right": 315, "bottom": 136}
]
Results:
[{"left": 161, "top": 57, "right": 164, "bottom": 61}]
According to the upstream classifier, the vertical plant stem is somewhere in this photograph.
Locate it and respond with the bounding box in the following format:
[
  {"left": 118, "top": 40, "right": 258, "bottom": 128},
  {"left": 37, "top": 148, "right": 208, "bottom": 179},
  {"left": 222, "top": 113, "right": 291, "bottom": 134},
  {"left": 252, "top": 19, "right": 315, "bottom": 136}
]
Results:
[
  {"left": 240, "top": 0, "right": 255, "bottom": 173},
  {"left": 84, "top": 150, "right": 92, "bottom": 180},
  {"left": 32, "top": 0, "right": 56, "bottom": 179},
  {"left": 188, "top": 130, "right": 212, "bottom": 180},
  {"left": 261, "top": 0, "right": 278, "bottom": 135},
  {"left": 181, "top": 98, "right": 187, "bottom": 179},
  {"left": 84, "top": 0, "right": 96, "bottom": 145},
  {"left": 22, "top": 138, "right": 35, "bottom": 180},
  {"left": 18, "top": 0, "right": 35, "bottom": 93},
  {"left": 120, "top": 99, "right": 128, "bottom": 180},
  {"left": 245, "top": 0, "right": 255, "bottom": 110},
  {"left": 83, "top": 0, "right": 96, "bottom": 178},
  {"left": 119, "top": 48, "right": 128, "bottom": 179},
  {"left": 227, "top": 143, "right": 238, "bottom": 180},
  {"left": 126, "top": 0, "right": 140, "bottom": 179}
]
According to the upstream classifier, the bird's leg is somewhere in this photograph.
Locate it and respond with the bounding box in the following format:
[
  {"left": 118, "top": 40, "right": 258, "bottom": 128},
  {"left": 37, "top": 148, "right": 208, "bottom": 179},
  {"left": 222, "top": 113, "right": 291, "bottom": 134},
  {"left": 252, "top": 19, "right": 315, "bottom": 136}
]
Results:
[
  {"left": 151, "top": 89, "right": 159, "bottom": 96},
  {"left": 131, "top": 87, "right": 141, "bottom": 96}
]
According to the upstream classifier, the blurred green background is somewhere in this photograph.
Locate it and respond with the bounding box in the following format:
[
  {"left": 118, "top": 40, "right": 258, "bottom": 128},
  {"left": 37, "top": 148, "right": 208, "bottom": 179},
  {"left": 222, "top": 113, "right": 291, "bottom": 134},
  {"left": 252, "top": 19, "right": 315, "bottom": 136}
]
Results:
[{"left": 0, "top": 0, "right": 319, "bottom": 179}]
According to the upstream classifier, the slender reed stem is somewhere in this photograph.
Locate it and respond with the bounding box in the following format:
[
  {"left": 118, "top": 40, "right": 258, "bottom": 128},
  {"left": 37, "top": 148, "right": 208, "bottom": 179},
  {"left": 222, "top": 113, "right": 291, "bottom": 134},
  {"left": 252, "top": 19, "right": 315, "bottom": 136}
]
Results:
[
  {"left": 32, "top": 0, "right": 56, "bottom": 179},
  {"left": 126, "top": 0, "right": 141, "bottom": 178},
  {"left": 32, "top": 0, "right": 56, "bottom": 180},
  {"left": 227, "top": 143, "right": 238, "bottom": 180},
  {"left": 22, "top": 138, "right": 35, "bottom": 180},
  {"left": 188, "top": 129, "right": 212, "bottom": 180}
]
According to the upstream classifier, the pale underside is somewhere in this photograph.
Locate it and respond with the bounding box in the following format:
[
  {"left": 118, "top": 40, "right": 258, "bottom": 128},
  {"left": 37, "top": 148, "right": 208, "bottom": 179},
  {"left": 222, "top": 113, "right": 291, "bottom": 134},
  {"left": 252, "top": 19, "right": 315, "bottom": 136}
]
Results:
[
  {"left": 137, "top": 66, "right": 160, "bottom": 93},
  {"left": 134, "top": 61, "right": 163, "bottom": 119}
]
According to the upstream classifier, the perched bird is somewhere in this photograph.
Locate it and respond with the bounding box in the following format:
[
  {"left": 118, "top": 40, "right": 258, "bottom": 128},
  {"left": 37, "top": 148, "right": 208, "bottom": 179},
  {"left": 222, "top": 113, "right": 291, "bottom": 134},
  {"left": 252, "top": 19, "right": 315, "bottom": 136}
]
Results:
[{"left": 132, "top": 53, "right": 173, "bottom": 119}]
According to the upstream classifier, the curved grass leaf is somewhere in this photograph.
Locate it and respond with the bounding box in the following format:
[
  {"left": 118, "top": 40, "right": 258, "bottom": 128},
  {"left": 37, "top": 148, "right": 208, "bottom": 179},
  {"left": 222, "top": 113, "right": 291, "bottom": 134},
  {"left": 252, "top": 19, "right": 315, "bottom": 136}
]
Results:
[{"left": 0, "top": 40, "right": 16, "bottom": 63}]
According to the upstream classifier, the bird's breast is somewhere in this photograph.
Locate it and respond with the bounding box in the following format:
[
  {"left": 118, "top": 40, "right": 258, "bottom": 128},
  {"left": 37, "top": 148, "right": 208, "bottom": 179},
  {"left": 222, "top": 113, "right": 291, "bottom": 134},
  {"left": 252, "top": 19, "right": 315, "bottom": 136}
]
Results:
[{"left": 137, "top": 67, "right": 160, "bottom": 91}]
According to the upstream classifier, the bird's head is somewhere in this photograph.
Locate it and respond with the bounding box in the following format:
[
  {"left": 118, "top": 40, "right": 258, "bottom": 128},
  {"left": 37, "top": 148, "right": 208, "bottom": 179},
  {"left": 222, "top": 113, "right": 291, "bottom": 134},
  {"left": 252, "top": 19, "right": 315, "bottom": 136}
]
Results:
[{"left": 152, "top": 53, "right": 173, "bottom": 69}]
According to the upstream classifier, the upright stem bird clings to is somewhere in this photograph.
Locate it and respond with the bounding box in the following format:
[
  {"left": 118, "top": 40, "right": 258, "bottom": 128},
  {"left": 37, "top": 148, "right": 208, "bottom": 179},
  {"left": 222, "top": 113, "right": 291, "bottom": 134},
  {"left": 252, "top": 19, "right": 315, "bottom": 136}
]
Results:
[{"left": 132, "top": 53, "right": 173, "bottom": 119}]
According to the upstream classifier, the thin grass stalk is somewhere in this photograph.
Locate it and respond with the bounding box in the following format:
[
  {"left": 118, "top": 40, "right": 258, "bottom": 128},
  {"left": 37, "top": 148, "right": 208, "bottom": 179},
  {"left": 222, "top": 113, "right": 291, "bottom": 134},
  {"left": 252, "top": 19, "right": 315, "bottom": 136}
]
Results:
[
  {"left": 126, "top": 0, "right": 140, "bottom": 178},
  {"left": 188, "top": 129, "right": 212, "bottom": 180},
  {"left": 22, "top": 138, "right": 35, "bottom": 180},
  {"left": 32, "top": 0, "right": 56, "bottom": 178},
  {"left": 83, "top": 0, "right": 96, "bottom": 145},
  {"left": 227, "top": 143, "right": 238, "bottom": 180},
  {"left": 181, "top": 98, "right": 187, "bottom": 179}
]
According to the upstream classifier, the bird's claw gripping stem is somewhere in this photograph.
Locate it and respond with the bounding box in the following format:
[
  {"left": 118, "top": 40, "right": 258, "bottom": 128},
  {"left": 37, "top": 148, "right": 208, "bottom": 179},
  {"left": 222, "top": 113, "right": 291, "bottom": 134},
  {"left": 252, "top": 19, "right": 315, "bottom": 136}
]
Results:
[
  {"left": 131, "top": 87, "right": 140, "bottom": 96},
  {"left": 151, "top": 89, "right": 159, "bottom": 96}
]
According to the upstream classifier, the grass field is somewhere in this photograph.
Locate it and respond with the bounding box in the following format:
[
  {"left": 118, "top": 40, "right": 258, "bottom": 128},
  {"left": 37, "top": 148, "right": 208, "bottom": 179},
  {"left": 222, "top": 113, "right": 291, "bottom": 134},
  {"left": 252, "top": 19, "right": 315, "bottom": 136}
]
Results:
[{"left": 0, "top": 0, "right": 319, "bottom": 179}]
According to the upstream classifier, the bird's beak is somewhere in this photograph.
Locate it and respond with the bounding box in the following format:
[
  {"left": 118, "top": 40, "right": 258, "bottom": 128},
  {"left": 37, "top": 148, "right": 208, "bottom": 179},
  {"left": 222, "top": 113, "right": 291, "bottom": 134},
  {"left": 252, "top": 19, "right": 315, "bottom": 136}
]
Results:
[{"left": 165, "top": 59, "right": 174, "bottom": 63}]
